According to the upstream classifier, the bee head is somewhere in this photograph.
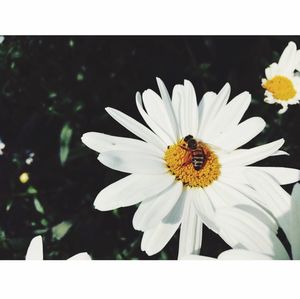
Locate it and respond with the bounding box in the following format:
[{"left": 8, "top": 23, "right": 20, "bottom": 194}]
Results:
[
  {"left": 184, "top": 135, "right": 193, "bottom": 142},
  {"left": 187, "top": 139, "right": 197, "bottom": 149}
]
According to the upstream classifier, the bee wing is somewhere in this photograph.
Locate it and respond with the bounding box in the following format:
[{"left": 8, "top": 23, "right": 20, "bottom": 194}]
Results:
[{"left": 202, "top": 142, "right": 230, "bottom": 154}]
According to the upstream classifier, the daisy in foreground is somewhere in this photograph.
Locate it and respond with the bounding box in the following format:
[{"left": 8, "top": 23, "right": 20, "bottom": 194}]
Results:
[
  {"left": 26, "top": 236, "right": 91, "bottom": 260},
  {"left": 183, "top": 183, "right": 300, "bottom": 260},
  {"left": 82, "top": 78, "right": 299, "bottom": 258},
  {"left": 262, "top": 41, "right": 300, "bottom": 114}
]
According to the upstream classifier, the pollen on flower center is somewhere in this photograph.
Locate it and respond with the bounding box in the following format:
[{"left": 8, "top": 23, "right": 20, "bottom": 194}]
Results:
[
  {"left": 164, "top": 138, "right": 221, "bottom": 188},
  {"left": 262, "top": 75, "right": 296, "bottom": 101}
]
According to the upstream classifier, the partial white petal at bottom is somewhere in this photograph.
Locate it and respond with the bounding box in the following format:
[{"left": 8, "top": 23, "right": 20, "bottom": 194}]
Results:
[
  {"left": 26, "top": 236, "right": 43, "bottom": 260},
  {"left": 218, "top": 249, "right": 272, "bottom": 260},
  {"left": 178, "top": 191, "right": 203, "bottom": 259}
]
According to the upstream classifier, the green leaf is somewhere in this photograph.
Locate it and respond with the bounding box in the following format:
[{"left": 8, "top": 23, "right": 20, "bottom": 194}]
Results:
[
  {"left": 33, "top": 197, "right": 45, "bottom": 214},
  {"left": 59, "top": 122, "right": 73, "bottom": 166},
  {"left": 52, "top": 221, "right": 72, "bottom": 240},
  {"left": 27, "top": 185, "right": 38, "bottom": 195}
]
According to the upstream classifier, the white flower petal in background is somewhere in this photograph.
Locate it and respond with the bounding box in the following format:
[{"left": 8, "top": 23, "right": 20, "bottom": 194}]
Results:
[
  {"left": 68, "top": 252, "right": 91, "bottom": 260},
  {"left": 182, "top": 250, "right": 272, "bottom": 260},
  {"left": 26, "top": 236, "right": 44, "bottom": 260},
  {"left": 289, "top": 183, "right": 300, "bottom": 259},
  {"left": 0, "top": 139, "right": 5, "bottom": 155},
  {"left": 262, "top": 41, "right": 300, "bottom": 113},
  {"left": 218, "top": 249, "right": 273, "bottom": 260},
  {"left": 25, "top": 235, "right": 91, "bottom": 260}
]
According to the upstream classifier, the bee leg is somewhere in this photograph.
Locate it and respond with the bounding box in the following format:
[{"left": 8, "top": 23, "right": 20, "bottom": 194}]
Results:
[
  {"left": 179, "top": 145, "right": 189, "bottom": 151},
  {"left": 182, "top": 161, "right": 192, "bottom": 167}
]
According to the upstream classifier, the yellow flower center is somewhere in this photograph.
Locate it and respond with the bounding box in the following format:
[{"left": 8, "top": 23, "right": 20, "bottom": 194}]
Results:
[
  {"left": 262, "top": 75, "right": 296, "bottom": 101},
  {"left": 164, "top": 139, "right": 221, "bottom": 188}
]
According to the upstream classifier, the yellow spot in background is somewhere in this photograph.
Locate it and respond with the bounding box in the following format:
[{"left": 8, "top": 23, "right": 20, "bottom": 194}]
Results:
[
  {"left": 19, "top": 172, "right": 29, "bottom": 184},
  {"left": 164, "top": 139, "right": 221, "bottom": 188},
  {"left": 263, "top": 75, "right": 296, "bottom": 101}
]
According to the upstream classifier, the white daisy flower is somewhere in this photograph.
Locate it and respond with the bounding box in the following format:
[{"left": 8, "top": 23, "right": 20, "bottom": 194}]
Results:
[
  {"left": 82, "top": 78, "right": 299, "bottom": 258},
  {"left": 184, "top": 183, "right": 300, "bottom": 260},
  {"left": 25, "top": 235, "right": 91, "bottom": 260},
  {"left": 262, "top": 41, "right": 300, "bottom": 114}
]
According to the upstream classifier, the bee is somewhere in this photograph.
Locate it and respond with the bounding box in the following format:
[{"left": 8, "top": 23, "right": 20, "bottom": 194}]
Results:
[{"left": 180, "top": 135, "right": 209, "bottom": 171}]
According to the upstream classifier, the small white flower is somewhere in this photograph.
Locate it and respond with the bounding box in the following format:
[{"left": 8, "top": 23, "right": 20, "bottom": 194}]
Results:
[
  {"left": 262, "top": 41, "right": 300, "bottom": 114},
  {"left": 82, "top": 78, "right": 299, "bottom": 257},
  {"left": 184, "top": 183, "right": 300, "bottom": 260},
  {"left": 25, "top": 235, "right": 91, "bottom": 260},
  {"left": 0, "top": 139, "right": 5, "bottom": 155},
  {"left": 25, "top": 152, "right": 35, "bottom": 165},
  {"left": 0, "top": 36, "right": 4, "bottom": 44}
]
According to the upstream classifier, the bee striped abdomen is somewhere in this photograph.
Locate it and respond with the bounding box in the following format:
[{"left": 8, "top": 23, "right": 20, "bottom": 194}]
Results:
[{"left": 192, "top": 149, "right": 205, "bottom": 170}]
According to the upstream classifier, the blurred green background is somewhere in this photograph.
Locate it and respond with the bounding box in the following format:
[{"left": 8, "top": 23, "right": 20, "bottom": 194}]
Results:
[{"left": 0, "top": 36, "right": 299, "bottom": 259}]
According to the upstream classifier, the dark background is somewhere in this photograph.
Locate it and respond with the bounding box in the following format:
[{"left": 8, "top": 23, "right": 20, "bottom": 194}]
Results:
[{"left": 0, "top": 36, "right": 299, "bottom": 259}]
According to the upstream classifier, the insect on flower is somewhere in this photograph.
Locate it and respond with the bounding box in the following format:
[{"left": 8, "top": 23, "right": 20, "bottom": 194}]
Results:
[{"left": 180, "top": 135, "right": 210, "bottom": 171}]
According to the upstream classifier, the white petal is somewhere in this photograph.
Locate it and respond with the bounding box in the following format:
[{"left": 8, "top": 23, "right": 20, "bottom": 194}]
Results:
[
  {"left": 290, "top": 183, "right": 300, "bottom": 259},
  {"left": 198, "top": 91, "right": 217, "bottom": 139},
  {"left": 211, "top": 181, "right": 255, "bottom": 206},
  {"left": 278, "top": 41, "right": 297, "bottom": 73},
  {"left": 207, "top": 181, "right": 277, "bottom": 233},
  {"left": 141, "top": 194, "right": 186, "bottom": 255},
  {"left": 132, "top": 181, "right": 183, "bottom": 231},
  {"left": 68, "top": 252, "right": 91, "bottom": 260},
  {"left": 219, "top": 167, "right": 248, "bottom": 185},
  {"left": 98, "top": 150, "right": 166, "bottom": 174},
  {"left": 26, "top": 236, "right": 43, "bottom": 260},
  {"left": 213, "top": 117, "right": 266, "bottom": 151},
  {"left": 178, "top": 192, "right": 203, "bottom": 258},
  {"left": 192, "top": 188, "right": 218, "bottom": 233},
  {"left": 248, "top": 167, "right": 300, "bottom": 185},
  {"left": 206, "top": 91, "right": 251, "bottom": 140},
  {"left": 172, "top": 80, "right": 199, "bottom": 137},
  {"left": 105, "top": 107, "right": 166, "bottom": 150},
  {"left": 180, "top": 254, "right": 215, "bottom": 260},
  {"left": 94, "top": 173, "right": 174, "bottom": 211},
  {"left": 156, "top": 78, "right": 179, "bottom": 140},
  {"left": 272, "top": 150, "right": 289, "bottom": 157},
  {"left": 82, "top": 132, "right": 162, "bottom": 156},
  {"left": 198, "top": 84, "right": 231, "bottom": 140},
  {"left": 218, "top": 249, "right": 272, "bottom": 260},
  {"left": 245, "top": 169, "right": 292, "bottom": 240},
  {"left": 136, "top": 92, "right": 174, "bottom": 145},
  {"left": 208, "top": 83, "right": 231, "bottom": 121},
  {"left": 141, "top": 223, "right": 179, "bottom": 256},
  {"left": 142, "top": 89, "right": 175, "bottom": 141},
  {"left": 220, "top": 139, "right": 284, "bottom": 167},
  {"left": 215, "top": 207, "right": 289, "bottom": 259},
  {"left": 265, "top": 63, "right": 279, "bottom": 79}
]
